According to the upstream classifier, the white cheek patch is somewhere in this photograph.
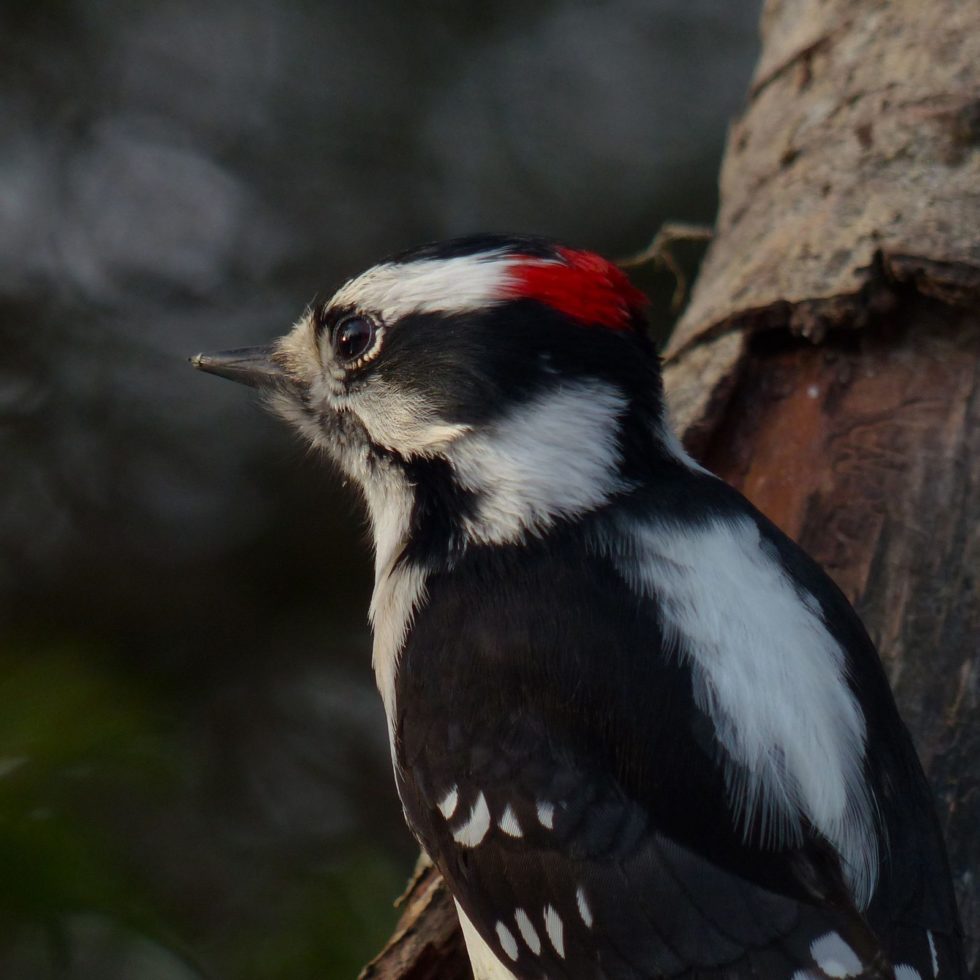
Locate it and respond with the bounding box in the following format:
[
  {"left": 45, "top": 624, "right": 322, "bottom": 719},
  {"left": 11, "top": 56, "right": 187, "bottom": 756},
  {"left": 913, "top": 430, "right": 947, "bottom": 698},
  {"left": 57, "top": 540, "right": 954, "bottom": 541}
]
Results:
[
  {"left": 610, "top": 514, "right": 878, "bottom": 908},
  {"left": 349, "top": 380, "right": 470, "bottom": 457},
  {"left": 330, "top": 252, "right": 519, "bottom": 324},
  {"left": 449, "top": 380, "right": 629, "bottom": 545}
]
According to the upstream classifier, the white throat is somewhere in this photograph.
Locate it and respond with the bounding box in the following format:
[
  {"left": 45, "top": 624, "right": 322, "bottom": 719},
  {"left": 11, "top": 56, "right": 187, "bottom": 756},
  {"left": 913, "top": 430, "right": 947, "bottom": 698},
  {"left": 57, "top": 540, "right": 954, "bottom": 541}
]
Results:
[
  {"left": 364, "top": 468, "right": 427, "bottom": 739},
  {"left": 363, "top": 379, "right": 628, "bottom": 732}
]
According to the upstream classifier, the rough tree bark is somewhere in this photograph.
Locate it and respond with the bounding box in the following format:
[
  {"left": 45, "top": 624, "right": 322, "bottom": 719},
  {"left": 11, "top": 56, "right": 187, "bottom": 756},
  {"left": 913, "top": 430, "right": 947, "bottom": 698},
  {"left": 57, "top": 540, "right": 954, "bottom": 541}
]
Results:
[{"left": 360, "top": 1, "right": 980, "bottom": 975}]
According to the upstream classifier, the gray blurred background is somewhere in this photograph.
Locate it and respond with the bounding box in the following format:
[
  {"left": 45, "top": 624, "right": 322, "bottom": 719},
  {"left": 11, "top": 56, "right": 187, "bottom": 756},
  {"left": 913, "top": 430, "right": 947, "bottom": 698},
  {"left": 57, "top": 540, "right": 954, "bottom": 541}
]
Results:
[{"left": 0, "top": 2, "right": 761, "bottom": 976}]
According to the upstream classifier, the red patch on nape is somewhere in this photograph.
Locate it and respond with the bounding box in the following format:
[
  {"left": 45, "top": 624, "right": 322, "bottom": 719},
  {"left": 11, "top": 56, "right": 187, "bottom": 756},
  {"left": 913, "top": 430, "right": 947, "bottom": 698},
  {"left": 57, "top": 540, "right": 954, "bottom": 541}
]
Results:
[{"left": 504, "top": 246, "right": 649, "bottom": 330}]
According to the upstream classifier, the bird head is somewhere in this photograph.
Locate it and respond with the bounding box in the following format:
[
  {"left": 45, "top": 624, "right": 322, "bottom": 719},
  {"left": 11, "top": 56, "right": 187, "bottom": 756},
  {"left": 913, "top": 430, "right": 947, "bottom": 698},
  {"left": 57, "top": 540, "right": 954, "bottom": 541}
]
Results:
[{"left": 193, "top": 235, "right": 680, "bottom": 558}]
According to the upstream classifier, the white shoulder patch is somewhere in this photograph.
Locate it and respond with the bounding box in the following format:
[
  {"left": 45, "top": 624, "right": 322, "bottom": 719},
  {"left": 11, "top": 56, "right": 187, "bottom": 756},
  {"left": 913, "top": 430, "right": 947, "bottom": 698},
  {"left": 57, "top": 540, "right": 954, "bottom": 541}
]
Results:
[
  {"left": 609, "top": 514, "right": 878, "bottom": 907},
  {"left": 331, "top": 251, "right": 518, "bottom": 324},
  {"left": 448, "top": 379, "right": 629, "bottom": 545}
]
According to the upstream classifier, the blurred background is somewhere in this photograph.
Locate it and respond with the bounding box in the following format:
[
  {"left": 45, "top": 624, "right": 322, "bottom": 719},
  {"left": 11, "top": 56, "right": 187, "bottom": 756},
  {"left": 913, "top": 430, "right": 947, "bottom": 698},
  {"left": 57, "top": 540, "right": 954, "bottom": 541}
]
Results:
[{"left": 0, "top": 2, "right": 761, "bottom": 976}]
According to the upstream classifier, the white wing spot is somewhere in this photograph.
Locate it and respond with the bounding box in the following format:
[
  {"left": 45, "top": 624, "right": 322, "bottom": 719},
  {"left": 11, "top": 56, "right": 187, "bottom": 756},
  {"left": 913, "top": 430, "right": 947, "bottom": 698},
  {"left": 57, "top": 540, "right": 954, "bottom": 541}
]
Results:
[
  {"left": 896, "top": 967, "right": 923, "bottom": 980},
  {"left": 456, "top": 901, "right": 518, "bottom": 980},
  {"left": 452, "top": 792, "right": 491, "bottom": 847},
  {"left": 499, "top": 804, "right": 523, "bottom": 837},
  {"left": 927, "top": 931, "right": 939, "bottom": 978},
  {"left": 575, "top": 886, "right": 593, "bottom": 927},
  {"left": 514, "top": 908, "right": 541, "bottom": 955},
  {"left": 537, "top": 801, "right": 555, "bottom": 829},
  {"left": 437, "top": 785, "right": 459, "bottom": 820},
  {"left": 810, "top": 932, "right": 863, "bottom": 977},
  {"left": 544, "top": 905, "right": 565, "bottom": 958},
  {"left": 791, "top": 972, "right": 819, "bottom": 980},
  {"left": 495, "top": 921, "right": 519, "bottom": 962}
]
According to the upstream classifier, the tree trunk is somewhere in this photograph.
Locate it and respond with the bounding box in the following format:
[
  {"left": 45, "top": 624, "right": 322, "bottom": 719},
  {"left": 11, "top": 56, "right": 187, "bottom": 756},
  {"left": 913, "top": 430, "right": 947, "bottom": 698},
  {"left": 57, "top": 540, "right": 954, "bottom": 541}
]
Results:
[{"left": 362, "top": 1, "right": 980, "bottom": 975}]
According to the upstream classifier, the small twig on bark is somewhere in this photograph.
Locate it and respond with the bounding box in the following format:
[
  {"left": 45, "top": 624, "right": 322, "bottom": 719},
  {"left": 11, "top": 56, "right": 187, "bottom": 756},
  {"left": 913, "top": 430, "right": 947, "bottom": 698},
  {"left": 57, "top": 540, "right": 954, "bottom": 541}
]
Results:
[{"left": 619, "top": 223, "right": 714, "bottom": 312}]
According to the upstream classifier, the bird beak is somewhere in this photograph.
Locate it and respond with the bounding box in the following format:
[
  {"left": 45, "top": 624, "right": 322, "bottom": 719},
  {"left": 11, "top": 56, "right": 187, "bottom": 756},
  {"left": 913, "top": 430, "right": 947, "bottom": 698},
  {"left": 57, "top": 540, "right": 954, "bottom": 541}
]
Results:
[{"left": 190, "top": 346, "right": 285, "bottom": 389}]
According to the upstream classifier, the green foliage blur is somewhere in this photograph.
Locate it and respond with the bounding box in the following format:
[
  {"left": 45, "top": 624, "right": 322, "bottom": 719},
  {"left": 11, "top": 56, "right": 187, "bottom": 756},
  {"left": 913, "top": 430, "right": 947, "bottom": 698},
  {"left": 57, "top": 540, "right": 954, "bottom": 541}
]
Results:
[
  {"left": 0, "top": 649, "right": 178, "bottom": 972},
  {"left": 0, "top": 650, "right": 403, "bottom": 978},
  {"left": 0, "top": 650, "right": 168, "bottom": 942}
]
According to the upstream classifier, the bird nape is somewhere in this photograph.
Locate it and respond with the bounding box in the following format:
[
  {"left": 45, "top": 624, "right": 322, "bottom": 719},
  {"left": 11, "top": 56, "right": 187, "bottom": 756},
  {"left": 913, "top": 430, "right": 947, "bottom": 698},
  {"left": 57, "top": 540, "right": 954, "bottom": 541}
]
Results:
[{"left": 192, "top": 234, "right": 965, "bottom": 980}]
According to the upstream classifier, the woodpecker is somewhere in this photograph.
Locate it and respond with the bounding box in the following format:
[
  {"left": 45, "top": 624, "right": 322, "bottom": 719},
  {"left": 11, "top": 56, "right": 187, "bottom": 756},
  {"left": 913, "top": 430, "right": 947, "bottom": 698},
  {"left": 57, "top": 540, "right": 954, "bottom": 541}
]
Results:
[{"left": 193, "top": 235, "right": 966, "bottom": 980}]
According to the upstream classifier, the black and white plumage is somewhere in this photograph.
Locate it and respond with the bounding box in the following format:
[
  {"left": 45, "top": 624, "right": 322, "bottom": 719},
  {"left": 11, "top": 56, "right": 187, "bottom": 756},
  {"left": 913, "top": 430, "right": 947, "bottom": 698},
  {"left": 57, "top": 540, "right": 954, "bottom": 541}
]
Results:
[{"left": 192, "top": 235, "right": 966, "bottom": 980}]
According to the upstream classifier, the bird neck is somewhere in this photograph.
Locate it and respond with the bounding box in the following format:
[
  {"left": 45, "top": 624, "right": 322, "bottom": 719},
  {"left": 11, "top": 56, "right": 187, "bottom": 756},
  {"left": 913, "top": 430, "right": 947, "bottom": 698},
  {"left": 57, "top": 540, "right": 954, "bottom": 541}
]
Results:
[{"left": 362, "top": 382, "right": 695, "bottom": 576}]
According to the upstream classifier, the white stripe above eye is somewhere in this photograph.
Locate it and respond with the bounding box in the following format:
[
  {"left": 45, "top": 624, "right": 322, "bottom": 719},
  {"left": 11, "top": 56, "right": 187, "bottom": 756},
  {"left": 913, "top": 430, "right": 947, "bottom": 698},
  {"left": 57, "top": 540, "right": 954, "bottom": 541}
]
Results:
[{"left": 329, "top": 251, "right": 523, "bottom": 324}]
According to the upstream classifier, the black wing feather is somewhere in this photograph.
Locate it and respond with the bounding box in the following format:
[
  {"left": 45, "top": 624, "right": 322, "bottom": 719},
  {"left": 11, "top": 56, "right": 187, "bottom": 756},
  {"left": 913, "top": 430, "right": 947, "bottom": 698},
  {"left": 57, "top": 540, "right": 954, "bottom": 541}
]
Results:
[{"left": 397, "top": 699, "right": 885, "bottom": 979}]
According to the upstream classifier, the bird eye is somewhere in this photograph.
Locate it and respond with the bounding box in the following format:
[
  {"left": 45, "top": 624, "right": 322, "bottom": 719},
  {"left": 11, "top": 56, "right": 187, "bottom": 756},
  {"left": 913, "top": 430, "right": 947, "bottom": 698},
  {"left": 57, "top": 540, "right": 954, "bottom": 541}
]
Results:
[{"left": 332, "top": 315, "right": 379, "bottom": 365}]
